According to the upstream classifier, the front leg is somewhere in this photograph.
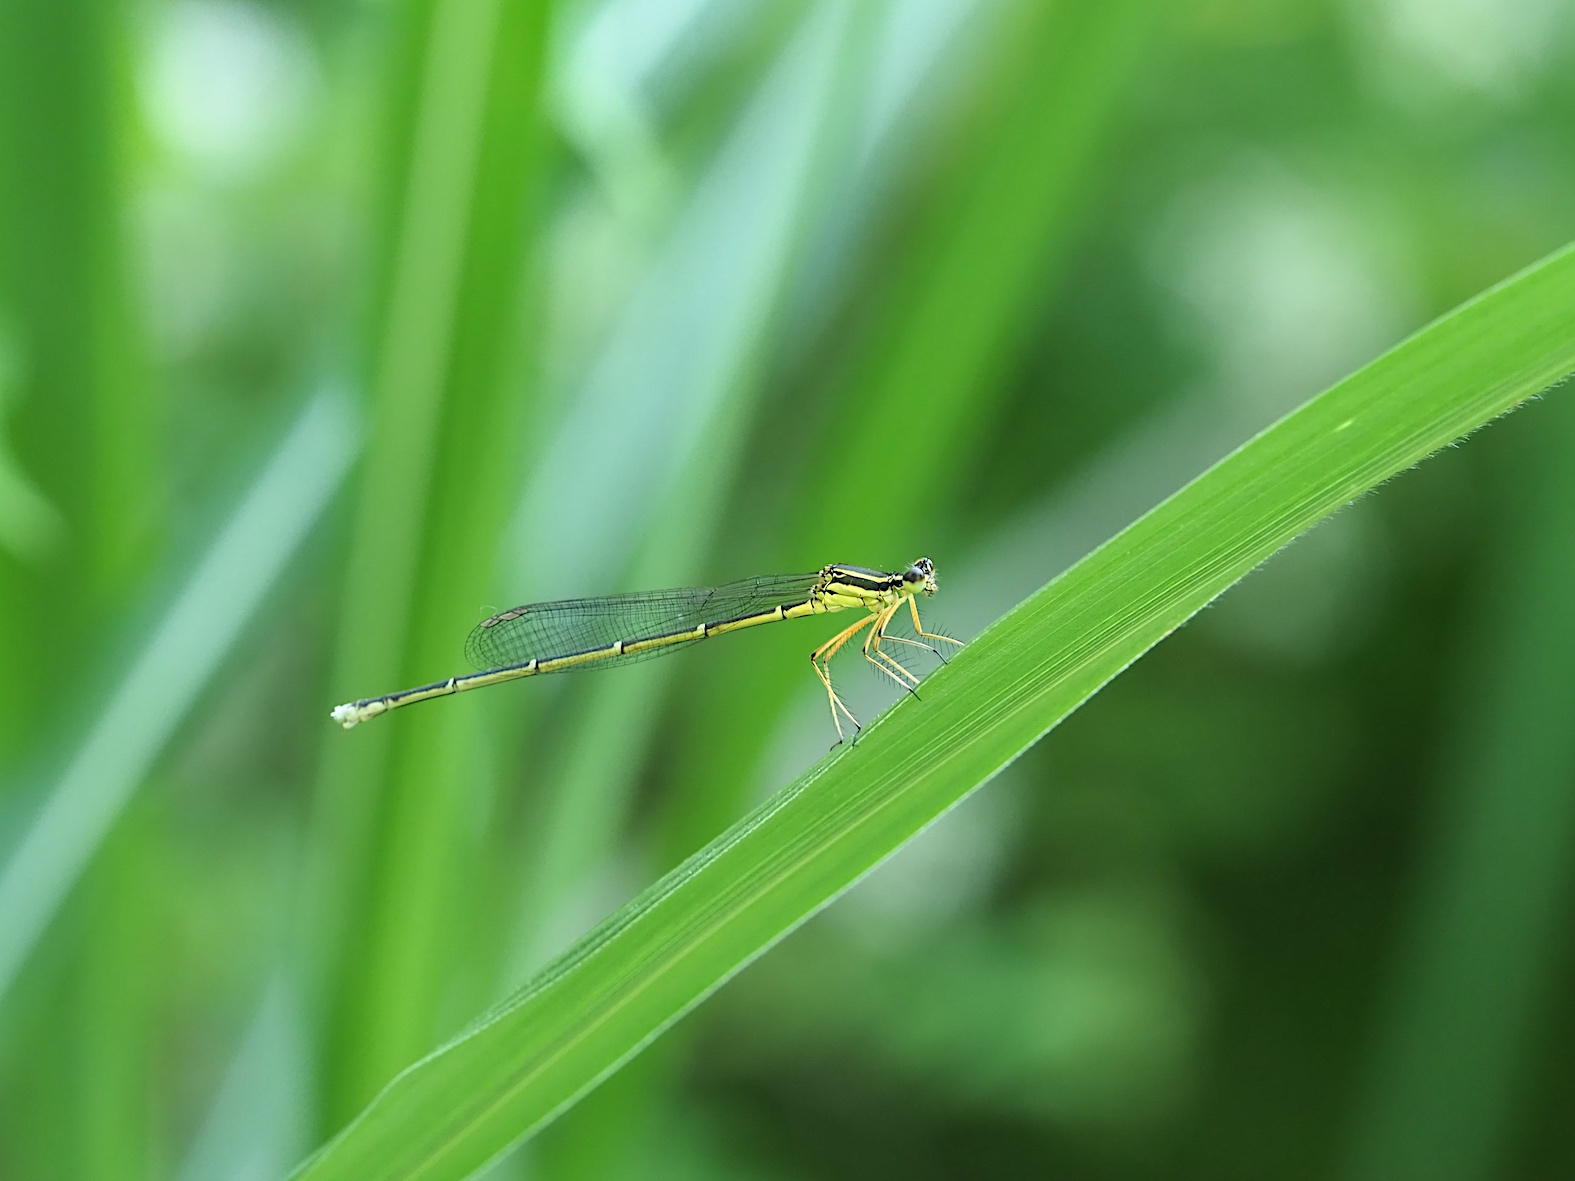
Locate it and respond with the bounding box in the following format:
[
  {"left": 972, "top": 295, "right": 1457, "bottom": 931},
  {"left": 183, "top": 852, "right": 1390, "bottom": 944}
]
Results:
[{"left": 908, "top": 598, "right": 964, "bottom": 660}]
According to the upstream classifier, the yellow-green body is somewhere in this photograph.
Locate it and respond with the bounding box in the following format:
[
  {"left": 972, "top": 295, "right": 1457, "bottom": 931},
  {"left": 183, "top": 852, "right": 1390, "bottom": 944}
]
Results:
[{"left": 331, "top": 559, "right": 954, "bottom": 741}]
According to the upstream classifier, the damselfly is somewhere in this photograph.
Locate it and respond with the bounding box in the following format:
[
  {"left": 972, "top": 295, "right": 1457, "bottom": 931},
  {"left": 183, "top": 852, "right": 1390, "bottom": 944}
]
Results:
[{"left": 330, "top": 558, "right": 961, "bottom": 743}]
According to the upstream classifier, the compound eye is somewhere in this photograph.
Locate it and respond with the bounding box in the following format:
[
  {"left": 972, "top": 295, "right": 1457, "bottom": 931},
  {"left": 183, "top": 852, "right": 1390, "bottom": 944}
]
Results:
[{"left": 903, "top": 567, "right": 923, "bottom": 583}]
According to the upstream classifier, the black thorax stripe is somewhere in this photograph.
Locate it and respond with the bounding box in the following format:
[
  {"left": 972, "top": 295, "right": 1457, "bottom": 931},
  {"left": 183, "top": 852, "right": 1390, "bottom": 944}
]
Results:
[{"left": 825, "top": 564, "right": 903, "bottom": 593}]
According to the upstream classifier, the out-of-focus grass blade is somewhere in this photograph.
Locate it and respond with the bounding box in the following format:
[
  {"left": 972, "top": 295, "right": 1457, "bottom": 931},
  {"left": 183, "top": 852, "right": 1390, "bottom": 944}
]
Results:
[
  {"left": 176, "top": 981, "right": 311, "bottom": 1181},
  {"left": 1343, "top": 389, "right": 1575, "bottom": 1180},
  {"left": 310, "top": 0, "right": 549, "bottom": 1125},
  {"left": 0, "top": 389, "right": 358, "bottom": 1007},
  {"left": 660, "top": 0, "right": 1156, "bottom": 875},
  {"left": 807, "top": 0, "right": 1153, "bottom": 557},
  {"left": 289, "top": 244, "right": 1575, "bottom": 1181},
  {"left": 509, "top": 0, "right": 847, "bottom": 601},
  {"left": 0, "top": 0, "right": 160, "bottom": 758},
  {"left": 503, "top": 8, "right": 871, "bottom": 1167},
  {"left": 508, "top": 0, "right": 857, "bottom": 977},
  {"left": 0, "top": 2, "right": 165, "bottom": 1174}
]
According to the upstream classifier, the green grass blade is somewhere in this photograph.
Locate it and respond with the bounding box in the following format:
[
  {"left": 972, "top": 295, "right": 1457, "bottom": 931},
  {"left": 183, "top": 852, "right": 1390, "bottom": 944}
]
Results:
[
  {"left": 803, "top": 0, "right": 1154, "bottom": 561},
  {"left": 293, "top": 244, "right": 1575, "bottom": 1181},
  {"left": 507, "top": 0, "right": 858, "bottom": 977},
  {"left": 658, "top": 0, "right": 1158, "bottom": 870},
  {"left": 309, "top": 0, "right": 549, "bottom": 1127},
  {"left": 534, "top": 4, "right": 1161, "bottom": 1163},
  {"left": 0, "top": 391, "right": 358, "bottom": 1008},
  {"left": 0, "top": 0, "right": 159, "bottom": 755}
]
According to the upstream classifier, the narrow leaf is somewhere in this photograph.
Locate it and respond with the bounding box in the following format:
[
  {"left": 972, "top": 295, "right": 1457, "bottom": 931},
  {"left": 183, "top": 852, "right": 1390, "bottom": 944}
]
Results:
[{"left": 295, "top": 243, "right": 1575, "bottom": 1181}]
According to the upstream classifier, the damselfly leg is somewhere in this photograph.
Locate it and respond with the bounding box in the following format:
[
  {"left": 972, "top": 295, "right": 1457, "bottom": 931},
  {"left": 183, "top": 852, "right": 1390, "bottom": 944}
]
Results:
[
  {"left": 809, "top": 596, "right": 965, "bottom": 746},
  {"left": 863, "top": 602, "right": 924, "bottom": 695},
  {"left": 810, "top": 613, "right": 878, "bottom": 745},
  {"left": 908, "top": 598, "right": 963, "bottom": 661}
]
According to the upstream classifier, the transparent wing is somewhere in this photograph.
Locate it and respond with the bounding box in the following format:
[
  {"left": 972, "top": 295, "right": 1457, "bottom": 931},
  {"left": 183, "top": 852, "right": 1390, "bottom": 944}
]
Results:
[{"left": 464, "top": 572, "right": 823, "bottom": 673}]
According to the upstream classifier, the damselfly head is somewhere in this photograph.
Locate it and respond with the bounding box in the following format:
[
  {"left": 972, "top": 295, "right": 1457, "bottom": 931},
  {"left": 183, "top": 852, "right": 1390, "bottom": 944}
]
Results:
[{"left": 903, "top": 556, "right": 938, "bottom": 596}]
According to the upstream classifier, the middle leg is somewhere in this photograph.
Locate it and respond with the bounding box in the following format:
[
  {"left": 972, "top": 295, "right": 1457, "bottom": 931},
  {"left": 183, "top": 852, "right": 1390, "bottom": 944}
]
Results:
[{"left": 863, "top": 602, "right": 922, "bottom": 694}]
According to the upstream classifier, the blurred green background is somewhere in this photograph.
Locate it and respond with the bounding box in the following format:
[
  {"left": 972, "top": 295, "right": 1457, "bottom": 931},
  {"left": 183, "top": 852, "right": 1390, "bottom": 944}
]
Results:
[{"left": 2, "top": 0, "right": 1574, "bottom": 1177}]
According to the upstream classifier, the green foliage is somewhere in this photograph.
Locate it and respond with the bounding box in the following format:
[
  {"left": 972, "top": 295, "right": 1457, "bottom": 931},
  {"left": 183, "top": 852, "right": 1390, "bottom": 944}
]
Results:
[
  {"left": 310, "top": 0, "right": 550, "bottom": 1125},
  {"left": 291, "top": 247, "right": 1575, "bottom": 1180},
  {"left": 6, "top": 0, "right": 1575, "bottom": 1178}
]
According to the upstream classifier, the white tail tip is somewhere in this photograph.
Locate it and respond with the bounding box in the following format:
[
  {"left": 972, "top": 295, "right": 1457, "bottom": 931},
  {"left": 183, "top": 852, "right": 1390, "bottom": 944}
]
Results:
[{"left": 330, "top": 700, "right": 384, "bottom": 729}]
